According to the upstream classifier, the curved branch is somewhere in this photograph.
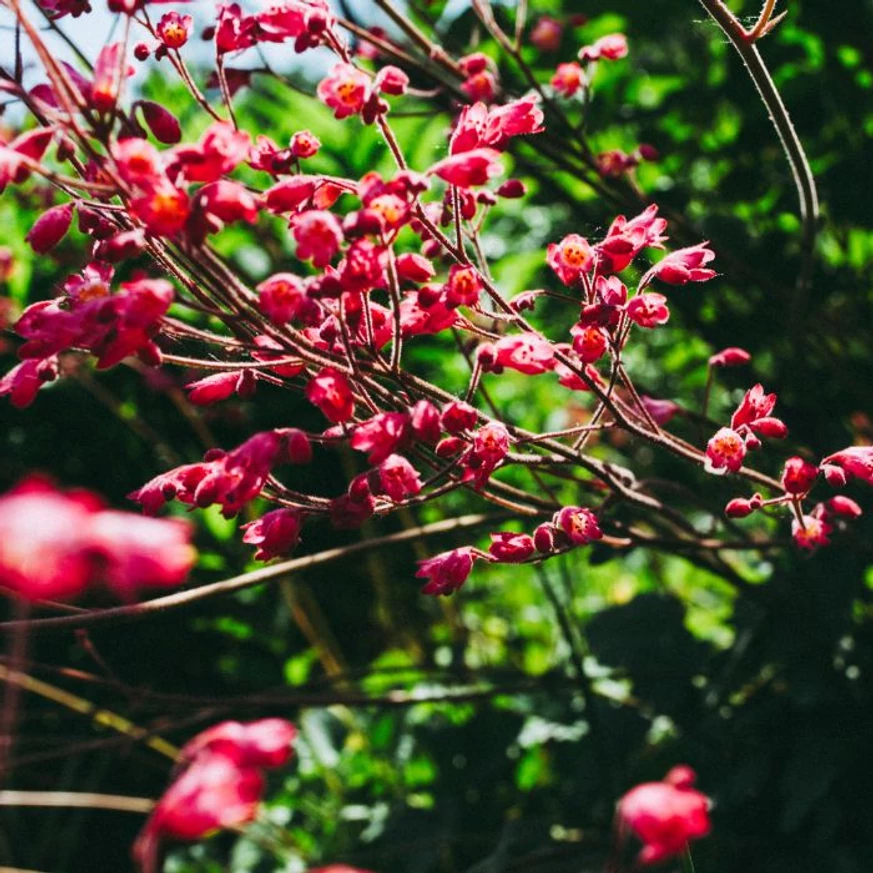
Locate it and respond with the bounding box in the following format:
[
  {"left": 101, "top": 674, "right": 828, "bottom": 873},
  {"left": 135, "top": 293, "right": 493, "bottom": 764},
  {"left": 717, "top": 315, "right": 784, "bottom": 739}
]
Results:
[
  {"left": 0, "top": 514, "right": 503, "bottom": 634},
  {"left": 696, "top": 0, "right": 819, "bottom": 261}
]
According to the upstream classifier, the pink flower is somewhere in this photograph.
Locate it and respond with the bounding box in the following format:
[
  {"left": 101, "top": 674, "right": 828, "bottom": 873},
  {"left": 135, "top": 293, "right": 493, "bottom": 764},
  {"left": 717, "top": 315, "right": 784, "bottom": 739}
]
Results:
[
  {"left": 461, "top": 422, "right": 511, "bottom": 488},
  {"left": 724, "top": 493, "right": 763, "bottom": 518},
  {"left": 375, "top": 65, "right": 409, "bottom": 95},
  {"left": 0, "top": 357, "right": 59, "bottom": 408},
  {"left": 618, "top": 766, "right": 711, "bottom": 865},
  {"left": 551, "top": 62, "right": 584, "bottom": 97},
  {"left": 479, "top": 332, "right": 555, "bottom": 375},
  {"left": 133, "top": 752, "right": 264, "bottom": 873},
  {"left": 306, "top": 367, "right": 355, "bottom": 423},
  {"left": 827, "top": 495, "right": 862, "bottom": 518},
  {"left": 173, "top": 122, "right": 252, "bottom": 184},
  {"left": 730, "top": 383, "right": 785, "bottom": 436},
  {"left": 290, "top": 130, "right": 321, "bottom": 159},
  {"left": 489, "top": 532, "right": 535, "bottom": 562},
  {"left": 157, "top": 11, "right": 192, "bottom": 48},
  {"left": 377, "top": 453, "right": 422, "bottom": 501},
  {"left": 626, "top": 293, "right": 670, "bottom": 328},
  {"left": 483, "top": 97, "right": 544, "bottom": 148},
  {"left": 821, "top": 446, "right": 873, "bottom": 487},
  {"left": 792, "top": 513, "right": 832, "bottom": 550},
  {"left": 84, "top": 511, "right": 195, "bottom": 598},
  {"left": 396, "top": 252, "right": 435, "bottom": 283},
  {"left": 595, "top": 204, "right": 668, "bottom": 274},
  {"left": 547, "top": 234, "right": 594, "bottom": 285},
  {"left": 179, "top": 719, "right": 297, "bottom": 770},
  {"left": 428, "top": 148, "right": 503, "bottom": 188},
  {"left": 90, "top": 43, "right": 134, "bottom": 113},
  {"left": 530, "top": 16, "right": 563, "bottom": 52},
  {"left": 416, "top": 546, "right": 481, "bottom": 596},
  {"left": 242, "top": 509, "right": 303, "bottom": 560},
  {"left": 0, "top": 128, "right": 55, "bottom": 194},
  {"left": 445, "top": 264, "right": 483, "bottom": 308},
  {"left": 781, "top": 456, "right": 818, "bottom": 495},
  {"left": 570, "top": 323, "right": 609, "bottom": 363},
  {"left": 596, "top": 149, "right": 637, "bottom": 178},
  {"left": 0, "top": 477, "right": 99, "bottom": 601},
  {"left": 640, "top": 242, "right": 716, "bottom": 288},
  {"left": 705, "top": 427, "right": 747, "bottom": 474},
  {"left": 410, "top": 400, "right": 441, "bottom": 443},
  {"left": 292, "top": 210, "right": 344, "bottom": 267},
  {"left": 186, "top": 370, "right": 256, "bottom": 406},
  {"left": 0, "top": 477, "right": 195, "bottom": 602},
  {"left": 257, "top": 273, "right": 309, "bottom": 324},
  {"left": 351, "top": 412, "right": 410, "bottom": 464},
  {"left": 317, "top": 63, "right": 371, "bottom": 119},
  {"left": 579, "top": 33, "right": 628, "bottom": 63},
  {"left": 441, "top": 400, "right": 478, "bottom": 434},
  {"left": 555, "top": 506, "right": 602, "bottom": 545},
  {"left": 709, "top": 347, "right": 751, "bottom": 368}
]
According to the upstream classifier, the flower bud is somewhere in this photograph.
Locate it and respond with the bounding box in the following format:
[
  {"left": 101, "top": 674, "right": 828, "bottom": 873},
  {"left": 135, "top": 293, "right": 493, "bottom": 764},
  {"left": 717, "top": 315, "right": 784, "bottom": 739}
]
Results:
[
  {"left": 139, "top": 101, "right": 182, "bottom": 144},
  {"left": 26, "top": 203, "right": 74, "bottom": 254}
]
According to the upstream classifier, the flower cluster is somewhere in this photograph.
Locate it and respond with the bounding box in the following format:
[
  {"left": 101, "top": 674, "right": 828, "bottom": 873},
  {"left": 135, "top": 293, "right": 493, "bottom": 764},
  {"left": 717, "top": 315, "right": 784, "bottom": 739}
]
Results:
[
  {"left": 133, "top": 719, "right": 296, "bottom": 873},
  {"left": 0, "top": 476, "right": 195, "bottom": 601}
]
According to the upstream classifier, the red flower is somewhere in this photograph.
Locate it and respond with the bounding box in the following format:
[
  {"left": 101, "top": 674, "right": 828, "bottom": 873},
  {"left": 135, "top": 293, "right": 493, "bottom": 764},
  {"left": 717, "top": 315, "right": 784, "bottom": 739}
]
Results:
[
  {"left": 595, "top": 204, "right": 668, "bottom": 274},
  {"left": 242, "top": 509, "right": 303, "bottom": 560},
  {"left": 317, "top": 63, "right": 371, "bottom": 119},
  {"left": 186, "top": 369, "right": 256, "bottom": 406},
  {"left": 530, "top": 16, "right": 563, "bottom": 52},
  {"left": 0, "top": 477, "right": 195, "bottom": 602},
  {"left": 547, "top": 234, "right": 594, "bottom": 285},
  {"left": 626, "top": 293, "right": 670, "bottom": 328},
  {"left": 351, "top": 412, "right": 410, "bottom": 464},
  {"left": 416, "top": 546, "right": 482, "bottom": 596},
  {"left": 731, "top": 383, "right": 775, "bottom": 428},
  {"left": 133, "top": 752, "right": 264, "bottom": 873},
  {"left": 377, "top": 454, "right": 422, "bottom": 502},
  {"left": 709, "top": 346, "right": 751, "bottom": 368},
  {"left": 0, "top": 477, "right": 99, "bottom": 601},
  {"left": 555, "top": 506, "right": 602, "bottom": 545},
  {"left": 640, "top": 242, "right": 716, "bottom": 288},
  {"left": 705, "top": 427, "right": 747, "bottom": 474},
  {"left": 618, "top": 766, "right": 711, "bottom": 865},
  {"left": 84, "top": 511, "right": 195, "bottom": 598},
  {"left": 781, "top": 456, "right": 818, "bottom": 495},
  {"left": 821, "top": 446, "right": 873, "bottom": 487},
  {"left": 428, "top": 148, "right": 503, "bottom": 188},
  {"left": 90, "top": 43, "right": 134, "bottom": 113},
  {"left": 0, "top": 357, "right": 59, "bottom": 408},
  {"left": 570, "top": 323, "right": 608, "bottom": 363},
  {"left": 179, "top": 718, "right": 297, "bottom": 770},
  {"left": 579, "top": 33, "right": 628, "bottom": 63},
  {"left": 441, "top": 400, "right": 478, "bottom": 433},
  {"left": 480, "top": 332, "right": 555, "bottom": 375},
  {"left": 292, "top": 210, "right": 344, "bottom": 267},
  {"left": 157, "top": 11, "right": 192, "bottom": 48},
  {"left": 134, "top": 718, "right": 295, "bottom": 873},
  {"left": 173, "top": 122, "right": 252, "bottom": 184},
  {"left": 551, "top": 62, "right": 584, "bottom": 97},
  {"left": 792, "top": 513, "right": 832, "bottom": 550},
  {"left": 489, "top": 532, "right": 535, "bottom": 562},
  {"left": 257, "top": 273, "right": 309, "bottom": 324},
  {"left": 461, "top": 422, "right": 510, "bottom": 488},
  {"left": 445, "top": 264, "right": 483, "bottom": 308},
  {"left": 306, "top": 367, "right": 355, "bottom": 423}
]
